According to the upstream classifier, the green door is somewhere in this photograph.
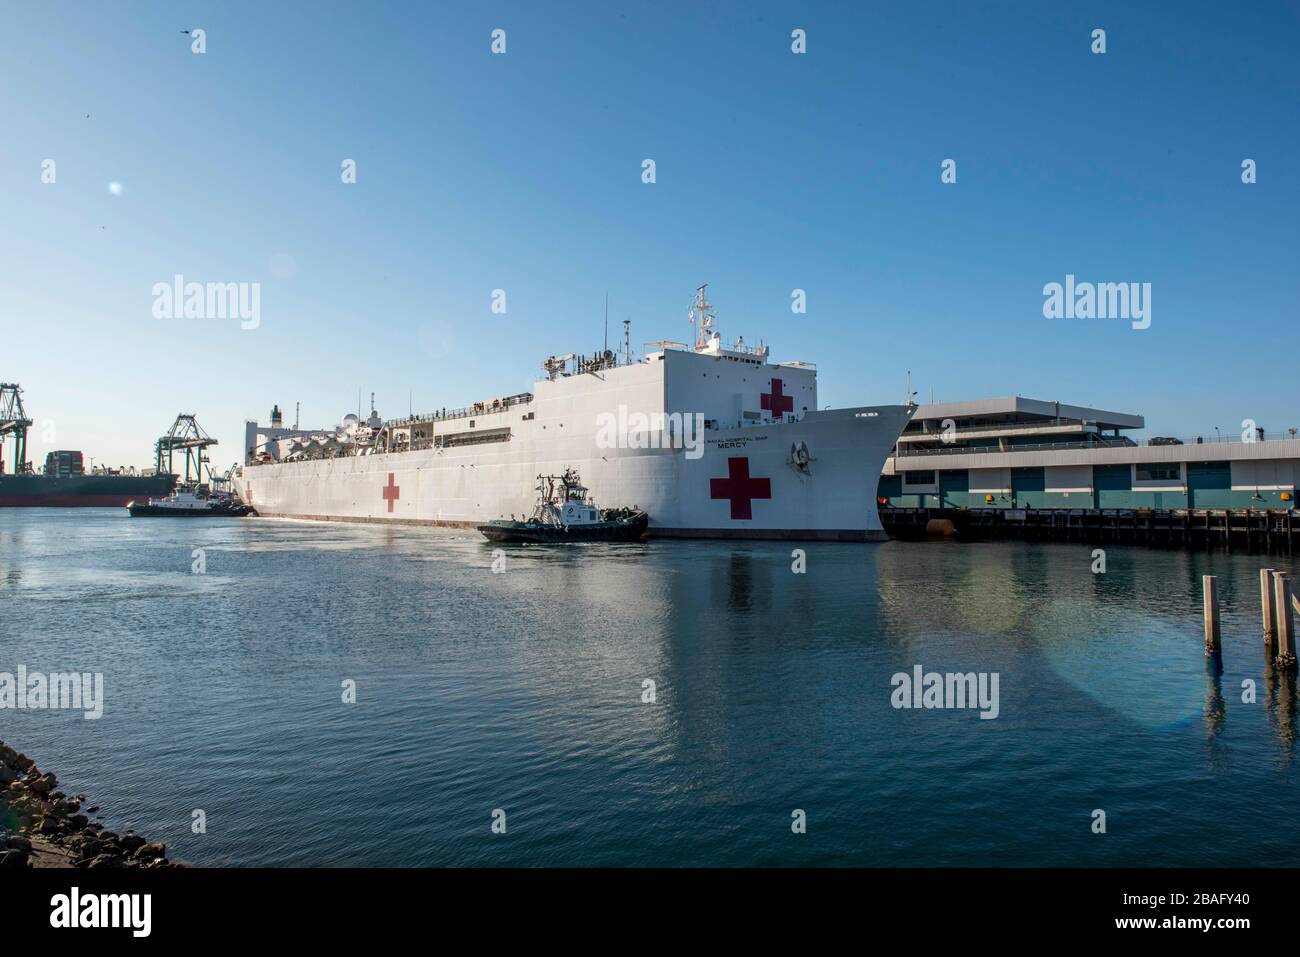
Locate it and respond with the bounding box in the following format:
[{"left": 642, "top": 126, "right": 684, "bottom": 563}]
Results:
[
  {"left": 1188, "top": 462, "right": 1232, "bottom": 509},
  {"left": 940, "top": 469, "right": 969, "bottom": 508},
  {"left": 1011, "top": 467, "right": 1046, "bottom": 508},
  {"left": 1094, "top": 464, "right": 1131, "bottom": 509}
]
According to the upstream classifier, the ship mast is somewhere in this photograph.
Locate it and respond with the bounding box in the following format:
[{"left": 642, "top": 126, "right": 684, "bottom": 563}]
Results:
[{"left": 689, "top": 284, "right": 716, "bottom": 351}]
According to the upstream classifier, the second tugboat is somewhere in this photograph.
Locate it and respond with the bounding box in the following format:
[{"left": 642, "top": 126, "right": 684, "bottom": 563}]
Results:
[
  {"left": 127, "top": 484, "right": 253, "bottom": 518},
  {"left": 477, "top": 469, "right": 647, "bottom": 543}
]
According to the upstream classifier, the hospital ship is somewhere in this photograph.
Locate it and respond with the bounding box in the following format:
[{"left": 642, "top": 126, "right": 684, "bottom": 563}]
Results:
[{"left": 232, "top": 287, "right": 912, "bottom": 540}]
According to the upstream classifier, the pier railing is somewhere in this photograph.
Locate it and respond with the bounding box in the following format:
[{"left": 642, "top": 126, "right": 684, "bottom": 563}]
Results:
[
  {"left": 894, "top": 431, "right": 1300, "bottom": 457},
  {"left": 881, "top": 505, "right": 1297, "bottom": 552},
  {"left": 895, "top": 436, "right": 1136, "bottom": 457},
  {"left": 900, "top": 418, "right": 1102, "bottom": 440}
]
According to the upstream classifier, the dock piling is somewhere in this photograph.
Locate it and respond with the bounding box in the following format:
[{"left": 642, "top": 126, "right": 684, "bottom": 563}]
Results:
[
  {"left": 1261, "top": 567, "right": 1277, "bottom": 643},
  {"left": 1272, "top": 572, "right": 1297, "bottom": 670},
  {"left": 1203, "top": 575, "right": 1222, "bottom": 657}
]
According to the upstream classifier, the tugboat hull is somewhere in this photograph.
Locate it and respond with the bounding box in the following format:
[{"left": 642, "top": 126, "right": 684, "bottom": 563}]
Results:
[
  {"left": 126, "top": 501, "right": 254, "bottom": 518},
  {"left": 477, "top": 512, "right": 648, "bottom": 544}
]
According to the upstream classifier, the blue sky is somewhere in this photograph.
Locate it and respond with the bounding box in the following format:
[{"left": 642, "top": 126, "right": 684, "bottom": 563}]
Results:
[{"left": 2, "top": 1, "right": 1297, "bottom": 469}]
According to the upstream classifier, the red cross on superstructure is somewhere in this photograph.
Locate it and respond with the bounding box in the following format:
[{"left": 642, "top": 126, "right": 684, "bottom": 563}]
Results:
[
  {"left": 760, "top": 378, "right": 794, "bottom": 419},
  {"left": 710, "top": 456, "right": 772, "bottom": 520},
  {"left": 382, "top": 473, "right": 400, "bottom": 512}
]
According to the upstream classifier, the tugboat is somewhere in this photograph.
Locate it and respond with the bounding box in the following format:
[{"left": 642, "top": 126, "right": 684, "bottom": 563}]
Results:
[
  {"left": 126, "top": 484, "right": 254, "bottom": 518},
  {"left": 477, "top": 469, "right": 648, "bottom": 543}
]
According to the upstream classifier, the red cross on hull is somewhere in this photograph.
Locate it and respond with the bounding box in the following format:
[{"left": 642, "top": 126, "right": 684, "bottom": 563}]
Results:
[
  {"left": 382, "top": 473, "right": 400, "bottom": 512},
  {"left": 710, "top": 456, "right": 772, "bottom": 520},
  {"left": 760, "top": 377, "right": 794, "bottom": 420}
]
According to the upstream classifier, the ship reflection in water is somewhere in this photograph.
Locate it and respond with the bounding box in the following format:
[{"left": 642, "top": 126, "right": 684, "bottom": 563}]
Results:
[{"left": 1, "top": 508, "right": 1298, "bottom": 867}]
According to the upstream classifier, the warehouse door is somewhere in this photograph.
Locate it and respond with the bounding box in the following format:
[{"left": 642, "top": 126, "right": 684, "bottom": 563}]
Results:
[
  {"left": 940, "top": 469, "right": 969, "bottom": 508},
  {"left": 1187, "top": 462, "right": 1232, "bottom": 509},
  {"left": 1011, "top": 467, "right": 1046, "bottom": 508}
]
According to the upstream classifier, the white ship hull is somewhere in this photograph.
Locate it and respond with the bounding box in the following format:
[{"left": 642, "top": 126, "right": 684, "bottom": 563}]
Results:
[{"left": 234, "top": 405, "right": 909, "bottom": 540}]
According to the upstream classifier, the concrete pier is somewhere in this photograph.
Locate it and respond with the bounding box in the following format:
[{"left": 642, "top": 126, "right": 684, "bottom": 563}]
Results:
[
  {"left": 1203, "top": 575, "right": 1221, "bottom": 657},
  {"left": 1261, "top": 567, "right": 1277, "bottom": 643},
  {"left": 1273, "top": 572, "right": 1297, "bottom": 670},
  {"left": 882, "top": 506, "right": 1299, "bottom": 552}
]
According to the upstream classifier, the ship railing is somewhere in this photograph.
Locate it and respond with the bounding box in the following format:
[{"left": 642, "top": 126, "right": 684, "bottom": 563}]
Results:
[{"left": 387, "top": 393, "right": 534, "bottom": 428}]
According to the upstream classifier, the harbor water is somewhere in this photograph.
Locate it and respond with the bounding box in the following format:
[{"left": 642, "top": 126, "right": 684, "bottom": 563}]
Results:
[{"left": 1, "top": 508, "right": 1297, "bottom": 867}]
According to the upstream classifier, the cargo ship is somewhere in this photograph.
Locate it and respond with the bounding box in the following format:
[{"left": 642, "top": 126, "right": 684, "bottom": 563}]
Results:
[
  {"left": 0, "top": 383, "right": 177, "bottom": 507},
  {"left": 233, "top": 287, "right": 914, "bottom": 541}
]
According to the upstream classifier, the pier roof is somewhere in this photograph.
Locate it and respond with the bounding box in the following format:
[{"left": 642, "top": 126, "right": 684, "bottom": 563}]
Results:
[{"left": 910, "top": 396, "right": 1144, "bottom": 431}]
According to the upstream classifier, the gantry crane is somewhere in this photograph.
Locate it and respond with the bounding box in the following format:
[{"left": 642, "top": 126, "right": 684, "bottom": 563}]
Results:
[
  {"left": 0, "top": 382, "right": 33, "bottom": 475},
  {"left": 155, "top": 413, "right": 218, "bottom": 485}
]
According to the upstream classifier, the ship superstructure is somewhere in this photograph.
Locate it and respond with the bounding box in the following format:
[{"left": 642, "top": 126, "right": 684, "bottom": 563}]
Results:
[{"left": 234, "top": 287, "right": 913, "bottom": 540}]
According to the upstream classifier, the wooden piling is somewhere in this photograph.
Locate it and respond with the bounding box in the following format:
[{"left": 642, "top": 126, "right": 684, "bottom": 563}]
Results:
[
  {"left": 1261, "top": 567, "right": 1277, "bottom": 642},
  {"left": 1273, "top": 572, "right": 1297, "bottom": 670},
  {"left": 1203, "top": 575, "right": 1222, "bottom": 657}
]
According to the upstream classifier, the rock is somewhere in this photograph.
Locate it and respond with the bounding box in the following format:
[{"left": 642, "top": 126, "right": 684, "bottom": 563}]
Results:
[
  {"left": 73, "top": 837, "right": 104, "bottom": 857},
  {"left": 11, "top": 799, "right": 36, "bottom": 818},
  {"left": 0, "top": 750, "right": 177, "bottom": 867}
]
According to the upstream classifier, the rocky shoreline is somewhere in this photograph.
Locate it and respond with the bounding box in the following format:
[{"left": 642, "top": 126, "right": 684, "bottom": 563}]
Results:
[{"left": 0, "top": 740, "right": 176, "bottom": 870}]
